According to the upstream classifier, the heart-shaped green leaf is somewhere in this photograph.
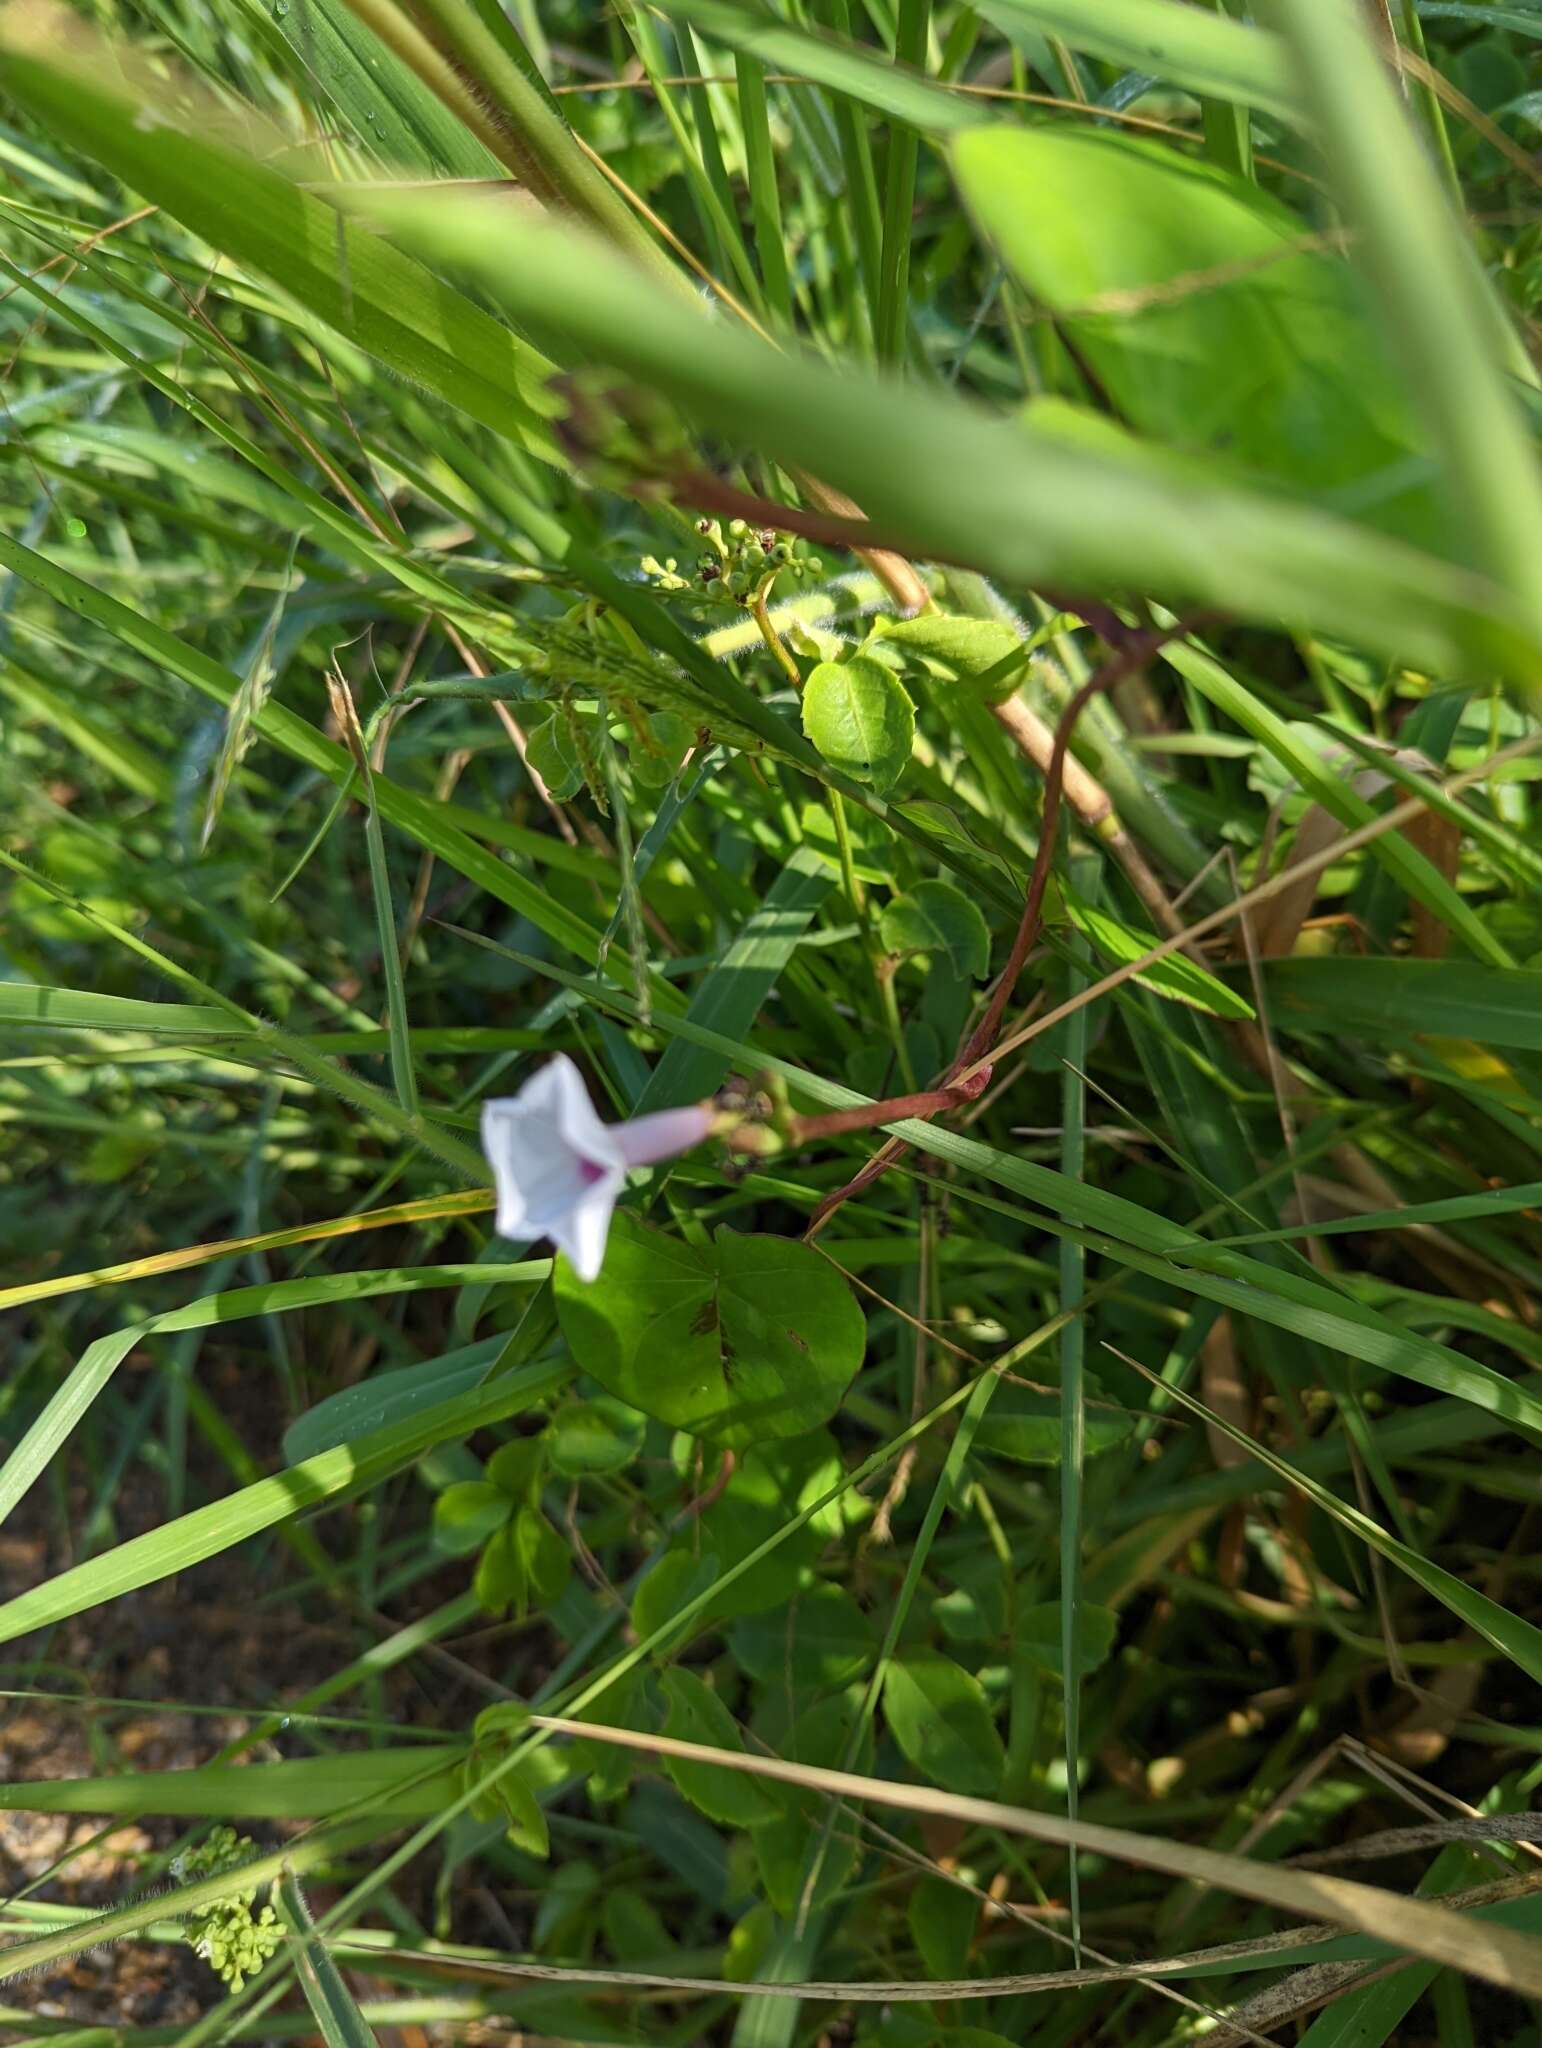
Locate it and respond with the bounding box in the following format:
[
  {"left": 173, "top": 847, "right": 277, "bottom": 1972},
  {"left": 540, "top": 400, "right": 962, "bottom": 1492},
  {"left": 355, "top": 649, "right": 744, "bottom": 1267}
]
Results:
[
  {"left": 882, "top": 880, "right": 991, "bottom": 980},
  {"left": 554, "top": 1214, "right": 865, "bottom": 1447},
  {"left": 1015, "top": 1600, "right": 1119, "bottom": 1679}
]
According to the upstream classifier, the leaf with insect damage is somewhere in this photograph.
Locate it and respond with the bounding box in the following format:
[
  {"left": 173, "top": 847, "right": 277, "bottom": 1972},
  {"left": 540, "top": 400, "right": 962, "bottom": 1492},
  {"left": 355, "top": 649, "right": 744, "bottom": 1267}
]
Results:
[{"left": 554, "top": 1212, "right": 864, "bottom": 1446}]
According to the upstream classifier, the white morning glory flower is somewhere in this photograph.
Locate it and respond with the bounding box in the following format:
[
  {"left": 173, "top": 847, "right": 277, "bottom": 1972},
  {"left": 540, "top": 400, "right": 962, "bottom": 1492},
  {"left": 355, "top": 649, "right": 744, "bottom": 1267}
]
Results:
[{"left": 481, "top": 1054, "right": 713, "bottom": 1282}]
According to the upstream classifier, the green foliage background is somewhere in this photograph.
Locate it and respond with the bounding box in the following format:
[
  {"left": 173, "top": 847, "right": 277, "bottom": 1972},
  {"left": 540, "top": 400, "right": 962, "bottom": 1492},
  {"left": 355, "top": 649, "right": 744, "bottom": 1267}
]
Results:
[{"left": 3, "top": 0, "right": 1542, "bottom": 2040}]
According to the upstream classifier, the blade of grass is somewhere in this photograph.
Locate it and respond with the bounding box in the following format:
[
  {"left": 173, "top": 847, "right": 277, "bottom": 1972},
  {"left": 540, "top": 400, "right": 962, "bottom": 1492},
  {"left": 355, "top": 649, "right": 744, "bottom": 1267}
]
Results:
[
  {"left": 525, "top": 1714, "right": 1542, "bottom": 1999},
  {"left": 0, "top": 1352, "right": 568, "bottom": 1646},
  {"left": 973, "top": 0, "right": 1301, "bottom": 121},
  {"left": 358, "top": 192, "right": 1542, "bottom": 681},
  {"left": 875, "top": 0, "right": 930, "bottom": 362},
  {"left": 277, "top": 1872, "right": 382, "bottom": 2048},
  {"left": 1265, "top": 0, "right": 1542, "bottom": 652},
  {"left": 0, "top": 1265, "right": 547, "bottom": 1535},
  {"left": 1059, "top": 911, "right": 1092, "bottom": 1958},
  {"left": 736, "top": 53, "right": 793, "bottom": 327}
]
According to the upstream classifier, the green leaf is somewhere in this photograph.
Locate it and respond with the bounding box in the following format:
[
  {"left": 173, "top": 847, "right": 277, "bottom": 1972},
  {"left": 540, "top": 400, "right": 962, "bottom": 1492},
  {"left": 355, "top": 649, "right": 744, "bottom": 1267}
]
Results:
[
  {"left": 881, "top": 880, "right": 991, "bottom": 980},
  {"left": 883, "top": 1652, "right": 1006, "bottom": 1799},
  {"left": 512, "top": 1504, "right": 573, "bottom": 1606},
  {"left": 802, "top": 657, "right": 916, "bottom": 792},
  {"left": 431, "top": 1481, "right": 511, "bottom": 1557},
  {"left": 975, "top": 0, "right": 1299, "bottom": 120},
  {"left": 474, "top": 1506, "right": 570, "bottom": 1616},
  {"left": 0, "top": 1749, "right": 463, "bottom": 1819},
  {"left": 1266, "top": 0, "right": 1542, "bottom": 649},
  {"left": 497, "top": 1768, "right": 552, "bottom": 1859},
  {"left": 0, "top": 983, "right": 236, "bottom": 1036},
  {"left": 603, "top": 1884, "right": 672, "bottom": 1962},
  {"left": 526, "top": 713, "right": 586, "bottom": 801},
  {"left": 633, "top": 1550, "right": 723, "bottom": 1649},
  {"left": 908, "top": 1874, "right": 979, "bottom": 1980},
  {"left": 278, "top": 1874, "right": 381, "bottom": 2048},
  {"left": 728, "top": 1581, "right": 875, "bottom": 1690},
  {"left": 953, "top": 124, "right": 1444, "bottom": 548},
  {"left": 360, "top": 194, "right": 1541, "bottom": 681},
  {"left": 547, "top": 1396, "right": 647, "bottom": 1477},
  {"left": 282, "top": 1337, "right": 507, "bottom": 1464},
  {"left": 660, "top": 1669, "right": 782, "bottom": 1825},
  {"left": 972, "top": 1382, "right": 1136, "bottom": 1467},
  {"left": 1015, "top": 1601, "right": 1119, "bottom": 1680},
  {"left": 1059, "top": 884, "right": 1255, "bottom": 1019},
  {"left": 554, "top": 1213, "right": 865, "bottom": 1448},
  {"left": 259, "top": 0, "right": 500, "bottom": 177},
  {"left": 642, "top": 1437, "right": 842, "bottom": 1633},
  {"left": 485, "top": 1437, "right": 546, "bottom": 1503},
  {"left": 751, "top": 1692, "right": 871, "bottom": 1915},
  {"left": 873, "top": 613, "right": 1027, "bottom": 701}
]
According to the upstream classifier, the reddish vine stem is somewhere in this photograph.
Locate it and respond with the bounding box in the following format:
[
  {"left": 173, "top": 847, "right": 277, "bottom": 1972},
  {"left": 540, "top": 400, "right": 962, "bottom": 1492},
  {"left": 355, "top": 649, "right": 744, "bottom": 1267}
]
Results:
[
  {"left": 958, "top": 615, "right": 1207, "bottom": 1072},
  {"left": 805, "top": 612, "right": 1210, "bottom": 1237}
]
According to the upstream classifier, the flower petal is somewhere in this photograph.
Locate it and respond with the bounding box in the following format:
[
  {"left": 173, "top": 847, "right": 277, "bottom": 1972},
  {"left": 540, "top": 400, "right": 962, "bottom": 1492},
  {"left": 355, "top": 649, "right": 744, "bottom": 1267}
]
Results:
[
  {"left": 610, "top": 1103, "right": 714, "bottom": 1168},
  {"left": 481, "top": 1057, "right": 631, "bottom": 1263},
  {"left": 544, "top": 1053, "right": 626, "bottom": 1172},
  {"left": 548, "top": 1173, "right": 623, "bottom": 1282}
]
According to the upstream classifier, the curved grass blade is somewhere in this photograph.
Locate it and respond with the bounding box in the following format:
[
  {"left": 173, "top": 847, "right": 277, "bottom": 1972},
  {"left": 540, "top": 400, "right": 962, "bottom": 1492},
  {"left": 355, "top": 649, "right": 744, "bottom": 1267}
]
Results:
[
  {"left": 0, "top": 1352, "right": 568, "bottom": 1646},
  {"left": 0, "top": 21, "right": 559, "bottom": 459},
  {"left": 0, "top": 1266, "right": 547, "bottom": 1537},
  {"left": 360, "top": 193, "right": 1542, "bottom": 682}
]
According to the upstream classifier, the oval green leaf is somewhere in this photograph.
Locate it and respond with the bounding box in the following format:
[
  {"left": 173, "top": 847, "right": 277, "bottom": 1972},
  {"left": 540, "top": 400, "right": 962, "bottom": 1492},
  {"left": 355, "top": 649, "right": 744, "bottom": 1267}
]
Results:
[
  {"left": 802, "top": 656, "right": 915, "bottom": 792},
  {"left": 883, "top": 1652, "right": 1006, "bottom": 1799}
]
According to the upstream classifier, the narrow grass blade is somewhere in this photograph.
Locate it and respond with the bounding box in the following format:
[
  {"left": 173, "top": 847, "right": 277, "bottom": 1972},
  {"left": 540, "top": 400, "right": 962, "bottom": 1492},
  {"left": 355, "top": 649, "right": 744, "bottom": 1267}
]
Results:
[
  {"left": 0, "top": 1267, "right": 547, "bottom": 1537},
  {"left": 876, "top": 0, "right": 930, "bottom": 362},
  {"left": 651, "top": 0, "right": 986, "bottom": 133},
  {"left": 631, "top": 843, "right": 832, "bottom": 1110},
  {"left": 278, "top": 1873, "right": 382, "bottom": 2048},
  {"left": 974, "top": 0, "right": 1300, "bottom": 121},
  {"left": 1265, "top": 0, "right": 1542, "bottom": 652},
  {"left": 736, "top": 53, "right": 793, "bottom": 326},
  {"left": 0, "top": 1751, "right": 463, "bottom": 1819},
  {"left": 0, "top": 1356, "right": 568, "bottom": 1646},
  {"left": 1117, "top": 1352, "right": 1542, "bottom": 1686},
  {"left": 1058, "top": 915, "right": 1092, "bottom": 1956}
]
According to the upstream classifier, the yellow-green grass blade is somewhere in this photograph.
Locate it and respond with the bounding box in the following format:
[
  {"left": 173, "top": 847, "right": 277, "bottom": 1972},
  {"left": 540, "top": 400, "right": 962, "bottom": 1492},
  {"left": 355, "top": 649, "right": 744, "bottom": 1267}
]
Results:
[{"left": 0, "top": 1348, "right": 567, "bottom": 1646}]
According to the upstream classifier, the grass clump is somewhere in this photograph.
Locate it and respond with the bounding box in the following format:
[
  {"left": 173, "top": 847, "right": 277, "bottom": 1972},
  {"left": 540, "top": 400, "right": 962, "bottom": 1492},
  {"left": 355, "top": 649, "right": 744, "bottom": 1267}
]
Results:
[{"left": 2, "top": 0, "right": 1542, "bottom": 2042}]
